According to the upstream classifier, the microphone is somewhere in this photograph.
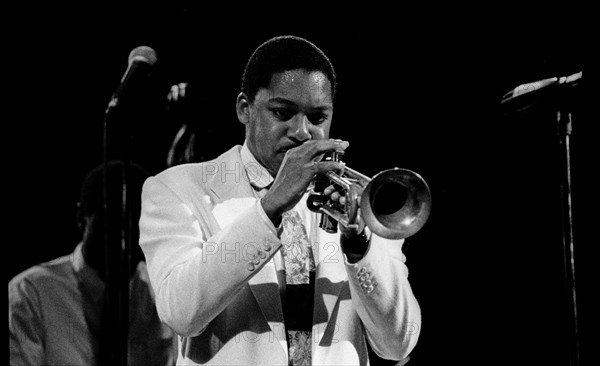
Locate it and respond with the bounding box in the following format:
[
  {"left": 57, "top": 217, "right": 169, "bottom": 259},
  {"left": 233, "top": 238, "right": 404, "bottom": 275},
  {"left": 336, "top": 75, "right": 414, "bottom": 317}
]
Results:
[
  {"left": 108, "top": 46, "right": 158, "bottom": 109},
  {"left": 501, "top": 71, "right": 582, "bottom": 114}
]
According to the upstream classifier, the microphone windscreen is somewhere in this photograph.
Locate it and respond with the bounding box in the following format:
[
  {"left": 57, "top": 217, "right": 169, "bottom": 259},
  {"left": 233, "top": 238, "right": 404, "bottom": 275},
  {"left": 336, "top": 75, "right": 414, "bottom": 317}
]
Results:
[
  {"left": 128, "top": 46, "right": 158, "bottom": 66},
  {"left": 511, "top": 77, "right": 558, "bottom": 98}
]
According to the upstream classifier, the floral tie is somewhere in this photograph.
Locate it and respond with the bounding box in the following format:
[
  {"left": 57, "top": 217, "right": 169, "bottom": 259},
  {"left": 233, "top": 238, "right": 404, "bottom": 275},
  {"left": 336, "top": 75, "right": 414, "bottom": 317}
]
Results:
[{"left": 281, "top": 209, "right": 316, "bottom": 366}]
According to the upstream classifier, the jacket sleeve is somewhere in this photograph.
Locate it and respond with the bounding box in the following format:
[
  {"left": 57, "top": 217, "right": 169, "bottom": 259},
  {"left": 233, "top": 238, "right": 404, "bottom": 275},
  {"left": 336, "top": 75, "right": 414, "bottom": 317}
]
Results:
[
  {"left": 138, "top": 176, "right": 282, "bottom": 337},
  {"left": 344, "top": 233, "right": 421, "bottom": 361}
]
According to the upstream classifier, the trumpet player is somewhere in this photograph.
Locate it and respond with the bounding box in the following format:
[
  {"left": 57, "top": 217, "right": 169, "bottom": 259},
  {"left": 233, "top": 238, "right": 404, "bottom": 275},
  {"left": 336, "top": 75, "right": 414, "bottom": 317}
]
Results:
[{"left": 139, "top": 35, "right": 421, "bottom": 366}]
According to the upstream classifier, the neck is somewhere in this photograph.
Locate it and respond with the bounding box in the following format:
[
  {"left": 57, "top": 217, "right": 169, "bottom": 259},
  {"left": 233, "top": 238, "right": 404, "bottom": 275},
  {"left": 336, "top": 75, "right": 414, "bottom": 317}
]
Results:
[{"left": 81, "top": 239, "right": 107, "bottom": 282}]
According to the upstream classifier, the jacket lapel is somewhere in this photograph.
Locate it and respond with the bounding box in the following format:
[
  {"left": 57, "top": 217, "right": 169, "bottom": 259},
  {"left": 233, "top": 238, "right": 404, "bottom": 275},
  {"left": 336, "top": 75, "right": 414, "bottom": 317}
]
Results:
[
  {"left": 205, "top": 146, "right": 287, "bottom": 355},
  {"left": 204, "top": 146, "right": 347, "bottom": 354},
  {"left": 248, "top": 260, "right": 287, "bottom": 355},
  {"left": 310, "top": 212, "right": 347, "bottom": 346}
]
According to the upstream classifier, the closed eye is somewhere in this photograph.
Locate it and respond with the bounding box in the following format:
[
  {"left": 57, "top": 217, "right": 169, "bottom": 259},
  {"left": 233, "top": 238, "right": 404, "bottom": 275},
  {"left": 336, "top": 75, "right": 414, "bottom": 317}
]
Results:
[
  {"left": 270, "top": 108, "right": 295, "bottom": 121},
  {"left": 307, "top": 112, "right": 329, "bottom": 125}
]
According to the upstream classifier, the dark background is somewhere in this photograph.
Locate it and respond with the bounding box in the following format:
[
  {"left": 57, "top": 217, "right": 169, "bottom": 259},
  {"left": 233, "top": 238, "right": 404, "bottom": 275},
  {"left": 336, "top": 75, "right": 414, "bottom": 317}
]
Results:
[{"left": 9, "top": 5, "right": 595, "bottom": 366}]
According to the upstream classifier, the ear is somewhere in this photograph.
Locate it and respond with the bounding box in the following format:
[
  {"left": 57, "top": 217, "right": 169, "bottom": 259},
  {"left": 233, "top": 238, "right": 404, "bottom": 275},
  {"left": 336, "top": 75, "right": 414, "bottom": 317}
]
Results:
[{"left": 236, "top": 92, "right": 251, "bottom": 125}]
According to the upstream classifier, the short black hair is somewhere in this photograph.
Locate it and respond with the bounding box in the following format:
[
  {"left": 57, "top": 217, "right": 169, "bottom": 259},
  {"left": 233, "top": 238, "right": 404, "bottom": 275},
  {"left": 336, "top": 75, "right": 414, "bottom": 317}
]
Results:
[
  {"left": 79, "top": 160, "right": 149, "bottom": 216},
  {"left": 241, "top": 35, "right": 337, "bottom": 103}
]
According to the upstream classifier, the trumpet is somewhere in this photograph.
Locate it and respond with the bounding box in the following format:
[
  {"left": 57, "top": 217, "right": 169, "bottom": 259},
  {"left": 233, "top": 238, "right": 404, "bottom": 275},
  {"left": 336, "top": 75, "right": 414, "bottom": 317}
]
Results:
[{"left": 307, "top": 151, "right": 432, "bottom": 240}]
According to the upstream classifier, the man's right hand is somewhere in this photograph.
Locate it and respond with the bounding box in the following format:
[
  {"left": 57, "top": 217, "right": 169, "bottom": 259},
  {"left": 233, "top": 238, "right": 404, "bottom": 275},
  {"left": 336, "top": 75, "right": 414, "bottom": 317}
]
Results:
[{"left": 261, "top": 139, "right": 349, "bottom": 225}]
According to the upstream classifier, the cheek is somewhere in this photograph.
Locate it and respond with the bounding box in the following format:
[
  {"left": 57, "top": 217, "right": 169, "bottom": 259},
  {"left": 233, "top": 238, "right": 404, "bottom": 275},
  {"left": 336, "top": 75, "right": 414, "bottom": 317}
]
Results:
[
  {"left": 254, "top": 111, "right": 282, "bottom": 136},
  {"left": 261, "top": 121, "right": 288, "bottom": 142}
]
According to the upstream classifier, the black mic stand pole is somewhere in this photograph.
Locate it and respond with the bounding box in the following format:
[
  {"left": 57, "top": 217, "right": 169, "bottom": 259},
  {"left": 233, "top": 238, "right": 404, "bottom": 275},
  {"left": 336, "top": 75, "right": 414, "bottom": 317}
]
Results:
[
  {"left": 503, "top": 73, "right": 582, "bottom": 366},
  {"left": 102, "top": 96, "right": 131, "bottom": 366},
  {"left": 556, "top": 106, "right": 579, "bottom": 366}
]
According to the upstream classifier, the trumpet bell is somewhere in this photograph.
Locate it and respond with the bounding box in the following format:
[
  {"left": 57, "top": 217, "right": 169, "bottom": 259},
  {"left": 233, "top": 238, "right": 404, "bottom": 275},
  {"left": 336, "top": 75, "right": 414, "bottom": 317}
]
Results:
[{"left": 361, "top": 168, "right": 431, "bottom": 240}]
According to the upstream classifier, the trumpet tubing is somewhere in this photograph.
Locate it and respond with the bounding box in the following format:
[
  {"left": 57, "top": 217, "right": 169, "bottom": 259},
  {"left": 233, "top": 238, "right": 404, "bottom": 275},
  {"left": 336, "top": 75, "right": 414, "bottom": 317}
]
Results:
[{"left": 307, "top": 153, "right": 432, "bottom": 240}]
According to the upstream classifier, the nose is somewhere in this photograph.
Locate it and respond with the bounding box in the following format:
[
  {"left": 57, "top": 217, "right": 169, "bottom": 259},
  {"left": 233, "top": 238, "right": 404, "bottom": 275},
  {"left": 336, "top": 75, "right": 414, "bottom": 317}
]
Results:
[{"left": 288, "top": 115, "right": 311, "bottom": 143}]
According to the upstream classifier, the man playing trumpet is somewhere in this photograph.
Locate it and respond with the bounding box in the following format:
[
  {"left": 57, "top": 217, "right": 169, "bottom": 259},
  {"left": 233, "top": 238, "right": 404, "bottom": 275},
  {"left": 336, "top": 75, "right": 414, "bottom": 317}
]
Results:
[{"left": 139, "top": 35, "right": 421, "bottom": 366}]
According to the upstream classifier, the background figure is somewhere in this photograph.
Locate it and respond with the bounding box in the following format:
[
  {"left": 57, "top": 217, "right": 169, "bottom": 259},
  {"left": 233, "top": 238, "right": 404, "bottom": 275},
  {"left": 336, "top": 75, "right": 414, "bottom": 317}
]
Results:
[
  {"left": 166, "top": 82, "right": 197, "bottom": 167},
  {"left": 165, "top": 82, "right": 231, "bottom": 167},
  {"left": 9, "top": 160, "right": 178, "bottom": 366}
]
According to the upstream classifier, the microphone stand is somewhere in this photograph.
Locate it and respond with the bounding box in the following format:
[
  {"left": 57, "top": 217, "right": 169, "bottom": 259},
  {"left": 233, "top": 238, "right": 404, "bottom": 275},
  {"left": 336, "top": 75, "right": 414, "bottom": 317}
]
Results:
[
  {"left": 100, "top": 46, "right": 155, "bottom": 365},
  {"left": 556, "top": 107, "right": 579, "bottom": 366},
  {"left": 102, "top": 96, "right": 131, "bottom": 366},
  {"left": 502, "top": 73, "right": 581, "bottom": 366}
]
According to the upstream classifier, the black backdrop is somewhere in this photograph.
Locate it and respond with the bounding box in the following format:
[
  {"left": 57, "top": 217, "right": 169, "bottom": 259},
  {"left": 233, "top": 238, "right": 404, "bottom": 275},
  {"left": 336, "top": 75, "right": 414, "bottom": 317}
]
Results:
[{"left": 9, "top": 5, "right": 595, "bottom": 366}]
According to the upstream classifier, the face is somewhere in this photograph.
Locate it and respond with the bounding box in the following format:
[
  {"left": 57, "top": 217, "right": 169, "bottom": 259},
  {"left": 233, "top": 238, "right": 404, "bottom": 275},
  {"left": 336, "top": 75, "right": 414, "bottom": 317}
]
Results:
[
  {"left": 80, "top": 204, "right": 143, "bottom": 281},
  {"left": 239, "top": 69, "right": 333, "bottom": 177}
]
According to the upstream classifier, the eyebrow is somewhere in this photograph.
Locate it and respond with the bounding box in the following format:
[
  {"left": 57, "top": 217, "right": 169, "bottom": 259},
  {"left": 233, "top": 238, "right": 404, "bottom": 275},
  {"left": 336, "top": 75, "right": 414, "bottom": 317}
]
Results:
[{"left": 268, "top": 97, "right": 333, "bottom": 111}]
